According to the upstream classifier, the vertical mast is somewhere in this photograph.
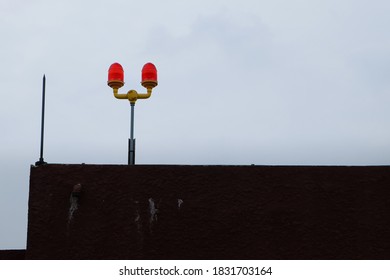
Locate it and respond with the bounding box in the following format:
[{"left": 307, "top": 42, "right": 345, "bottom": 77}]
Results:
[{"left": 36, "top": 75, "right": 47, "bottom": 166}]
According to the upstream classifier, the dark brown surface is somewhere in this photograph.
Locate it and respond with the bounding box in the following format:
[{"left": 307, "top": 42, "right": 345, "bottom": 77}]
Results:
[
  {"left": 26, "top": 164, "right": 390, "bottom": 259},
  {"left": 0, "top": 250, "right": 26, "bottom": 260}
]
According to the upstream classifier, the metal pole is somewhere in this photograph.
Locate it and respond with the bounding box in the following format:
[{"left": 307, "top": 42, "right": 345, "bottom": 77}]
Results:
[
  {"left": 36, "top": 75, "right": 47, "bottom": 166},
  {"left": 128, "top": 103, "right": 136, "bottom": 165}
]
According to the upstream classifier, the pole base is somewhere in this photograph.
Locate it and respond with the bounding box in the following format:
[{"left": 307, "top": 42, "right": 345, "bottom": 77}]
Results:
[
  {"left": 128, "top": 138, "right": 136, "bottom": 165},
  {"left": 35, "top": 159, "right": 47, "bottom": 166}
]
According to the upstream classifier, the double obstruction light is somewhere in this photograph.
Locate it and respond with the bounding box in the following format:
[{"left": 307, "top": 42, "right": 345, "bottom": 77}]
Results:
[
  {"left": 107, "top": 62, "right": 158, "bottom": 104},
  {"left": 107, "top": 62, "right": 158, "bottom": 165}
]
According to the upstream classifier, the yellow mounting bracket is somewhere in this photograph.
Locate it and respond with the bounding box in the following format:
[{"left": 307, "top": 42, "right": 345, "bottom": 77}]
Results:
[{"left": 112, "top": 88, "right": 152, "bottom": 105}]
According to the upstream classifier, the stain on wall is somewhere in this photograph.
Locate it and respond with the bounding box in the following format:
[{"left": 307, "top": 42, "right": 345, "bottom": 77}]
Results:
[{"left": 26, "top": 164, "right": 390, "bottom": 259}]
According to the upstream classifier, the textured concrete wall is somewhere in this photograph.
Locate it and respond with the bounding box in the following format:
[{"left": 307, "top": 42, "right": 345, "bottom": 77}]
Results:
[{"left": 26, "top": 164, "right": 390, "bottom": 259}]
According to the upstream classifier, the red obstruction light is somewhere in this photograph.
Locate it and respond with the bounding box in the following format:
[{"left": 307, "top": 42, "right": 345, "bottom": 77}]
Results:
[
  {"left": 141, "top": 62, "right": 158, "bottom": 89},
  {"left": 106, "top": 61, "right": 159, "bottom": 165},
  {"left": 107, "top": 62, "right": 124, "bottom": 89}
]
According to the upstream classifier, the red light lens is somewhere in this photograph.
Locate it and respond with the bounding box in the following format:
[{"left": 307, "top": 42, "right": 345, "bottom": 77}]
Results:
[
  {"left": 141, "top": 62, "right": 157, "bottom": 82},
  {"left": 108, "top": 62, "right": 124, "bottom": 82}
]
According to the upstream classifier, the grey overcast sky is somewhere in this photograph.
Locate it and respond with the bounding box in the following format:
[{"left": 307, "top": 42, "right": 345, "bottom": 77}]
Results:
[{"left": 1, "top": 0, "right": 390, "bottom": 248}]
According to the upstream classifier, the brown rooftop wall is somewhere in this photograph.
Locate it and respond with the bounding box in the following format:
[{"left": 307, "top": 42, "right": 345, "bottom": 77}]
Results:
[
  {"left": 26, "top": 164, "right": 390, "bottom": 259},
  {"left": 0, "top": 250, "right": 25, "bottom": 260}
]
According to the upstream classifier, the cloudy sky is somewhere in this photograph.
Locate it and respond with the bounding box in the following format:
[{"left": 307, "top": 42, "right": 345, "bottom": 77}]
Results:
[{"left": 1, "top": 0, "right": 389, "bottom": 249}]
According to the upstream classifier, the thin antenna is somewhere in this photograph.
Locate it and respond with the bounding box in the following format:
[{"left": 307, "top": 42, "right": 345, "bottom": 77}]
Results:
[{"left": 35, "top": 75, "right": 47, "bottom": 166}]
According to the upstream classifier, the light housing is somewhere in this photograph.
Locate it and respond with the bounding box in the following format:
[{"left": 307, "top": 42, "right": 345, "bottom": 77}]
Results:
[
  {"left": 141, "top": 62, "right": 158, "bottom": 89},
  {"left": 107, "top": 62, "right": 124, "bottom": 89}
]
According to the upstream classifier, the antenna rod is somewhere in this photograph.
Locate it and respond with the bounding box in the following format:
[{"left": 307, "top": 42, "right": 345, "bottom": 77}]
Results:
[{"left": 35, "top": 75, "right": 47, "bottom": 166}]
